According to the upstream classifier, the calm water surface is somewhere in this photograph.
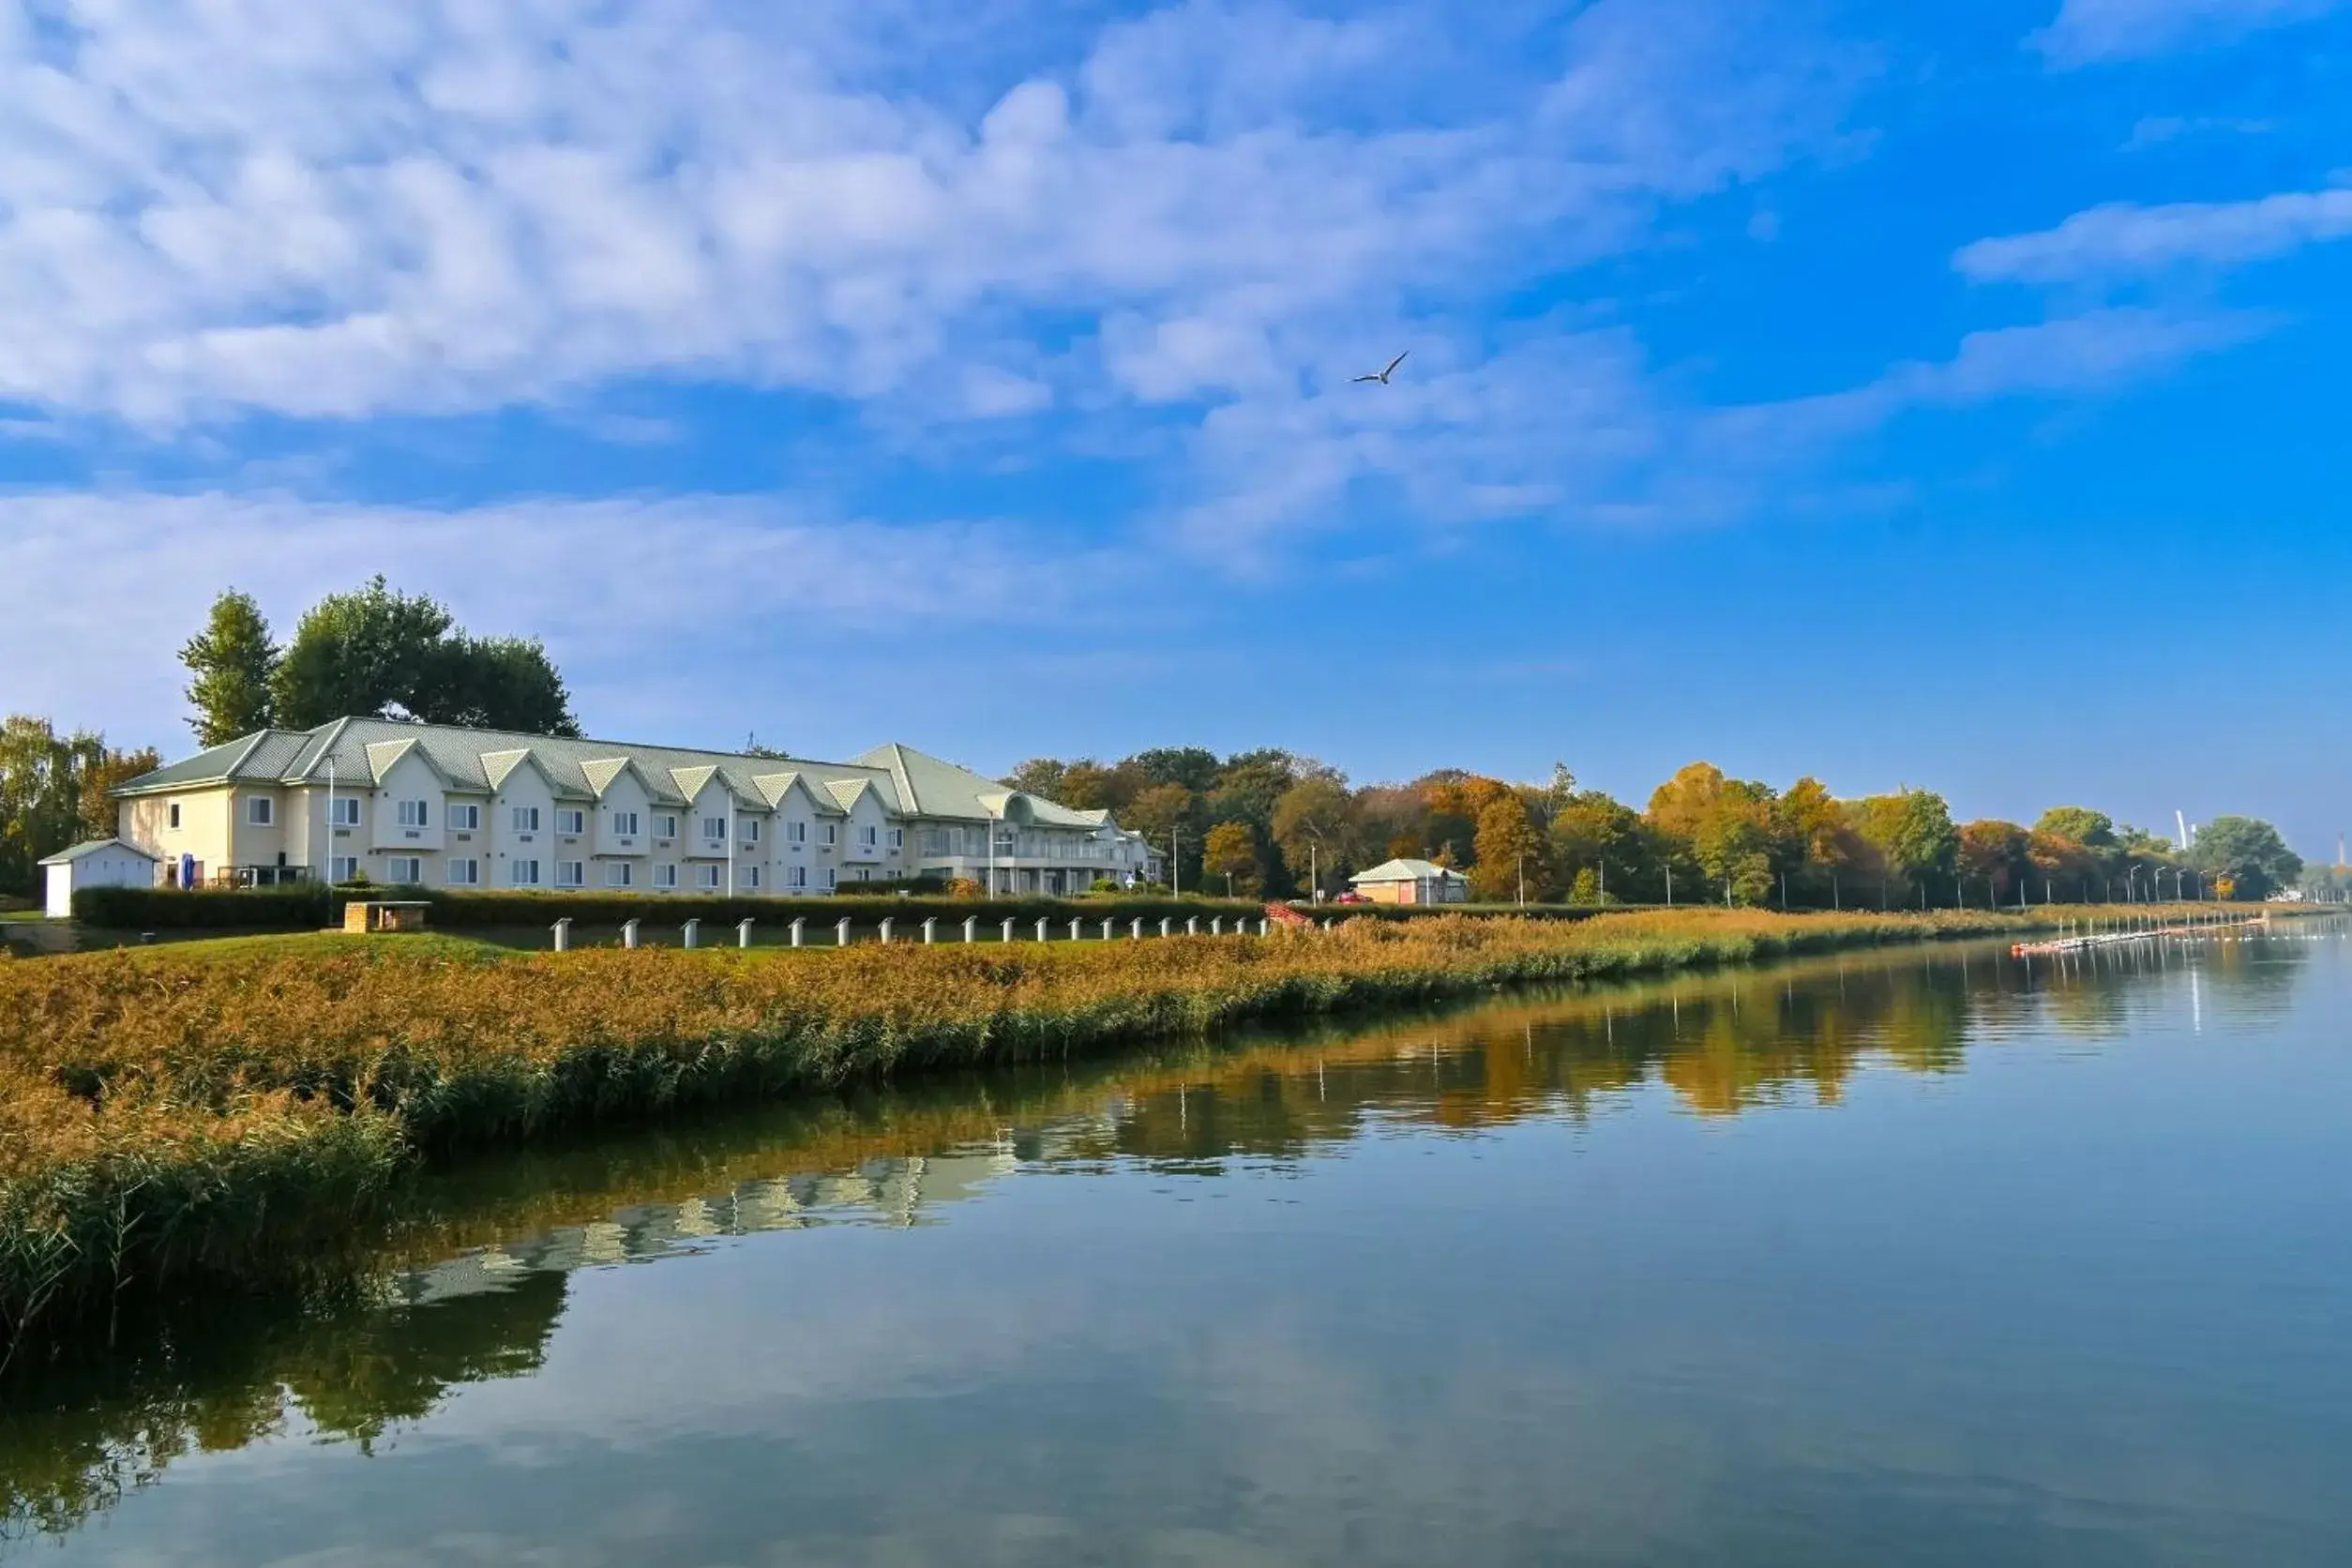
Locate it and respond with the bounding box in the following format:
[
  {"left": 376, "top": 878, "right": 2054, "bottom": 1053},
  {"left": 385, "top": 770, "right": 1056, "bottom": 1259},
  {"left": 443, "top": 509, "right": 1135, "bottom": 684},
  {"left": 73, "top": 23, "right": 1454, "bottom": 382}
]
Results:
[{"left": 7, "top": 929, "right": 2351, "bottom": 1565}]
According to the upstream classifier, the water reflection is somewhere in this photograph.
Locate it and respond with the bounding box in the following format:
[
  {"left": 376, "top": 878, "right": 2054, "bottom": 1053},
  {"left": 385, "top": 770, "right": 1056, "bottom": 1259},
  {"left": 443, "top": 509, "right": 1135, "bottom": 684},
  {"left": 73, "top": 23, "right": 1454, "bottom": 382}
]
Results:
[{"left": 0, "top": 928, "right": 2331, "bottom": 1555}]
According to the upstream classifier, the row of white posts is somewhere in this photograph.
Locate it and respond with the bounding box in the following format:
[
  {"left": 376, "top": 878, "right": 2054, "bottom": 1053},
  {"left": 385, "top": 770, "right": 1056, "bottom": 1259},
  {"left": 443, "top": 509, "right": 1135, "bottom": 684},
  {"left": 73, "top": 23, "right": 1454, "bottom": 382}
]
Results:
[{"left": 549, "top": 912, "right": 1324, "bottom": 952}]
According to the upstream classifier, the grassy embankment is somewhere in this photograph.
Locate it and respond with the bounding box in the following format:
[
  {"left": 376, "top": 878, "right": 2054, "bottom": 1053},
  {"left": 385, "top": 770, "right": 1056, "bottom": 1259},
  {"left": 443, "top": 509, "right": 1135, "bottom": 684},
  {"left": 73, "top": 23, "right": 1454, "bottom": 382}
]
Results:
[{"left": 0, "top": 904, "right": 2243, "bottom": 1351}]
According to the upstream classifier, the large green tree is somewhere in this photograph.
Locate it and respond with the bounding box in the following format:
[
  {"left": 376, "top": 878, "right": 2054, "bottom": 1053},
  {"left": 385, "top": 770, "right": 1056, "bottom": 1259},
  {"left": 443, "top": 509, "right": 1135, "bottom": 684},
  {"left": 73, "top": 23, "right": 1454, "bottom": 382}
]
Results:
[
  {"left": 1852, "top": 788, "right": 1959, "bottom": 905},
  {"left": 0, "top": 718, "right": 150, "bottom": 895},
  {"left": 269, "top": 578, "right": 579, "bottom": 735},
  {"left": 179, "top": 589, "right": 279, "bottom": 745},
  {"left": 1470, "top": 796, "right": 1546, "bottom": 903},
  {"left": 2189, "top": 816, "right": 2302, "bottom": 900},
  {"left": 1271, "top": 776, "right": 1358, "bottom": 895},
  {"left": 1201, "top": 821, "right": 1260, "bottom": 896}
]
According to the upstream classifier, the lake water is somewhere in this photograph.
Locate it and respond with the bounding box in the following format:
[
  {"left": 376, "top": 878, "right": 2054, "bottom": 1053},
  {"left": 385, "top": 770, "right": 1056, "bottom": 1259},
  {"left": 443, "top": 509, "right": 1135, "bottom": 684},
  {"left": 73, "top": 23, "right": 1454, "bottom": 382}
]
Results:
[{"left": 8, "top": 928, "right": 2351, "bottom": 1566}]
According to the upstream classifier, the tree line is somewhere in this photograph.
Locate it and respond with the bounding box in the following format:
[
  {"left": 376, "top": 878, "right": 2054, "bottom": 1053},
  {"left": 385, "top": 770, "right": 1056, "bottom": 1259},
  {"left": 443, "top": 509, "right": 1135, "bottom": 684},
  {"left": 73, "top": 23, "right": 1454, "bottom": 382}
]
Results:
[
  {"left": 0, "top": 718, "right": 160, "bottom": 897},
  {"left": 1004, "top": 750, "right": 2308, "bottom": 906}
]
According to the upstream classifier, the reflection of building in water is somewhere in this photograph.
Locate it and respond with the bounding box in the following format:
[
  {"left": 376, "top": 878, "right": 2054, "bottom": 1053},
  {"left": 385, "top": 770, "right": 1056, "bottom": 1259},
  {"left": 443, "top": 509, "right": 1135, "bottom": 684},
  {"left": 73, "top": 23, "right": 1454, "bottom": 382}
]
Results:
[{"left": 404, "top": 1146, "right": 1025, "bottom": 1305}]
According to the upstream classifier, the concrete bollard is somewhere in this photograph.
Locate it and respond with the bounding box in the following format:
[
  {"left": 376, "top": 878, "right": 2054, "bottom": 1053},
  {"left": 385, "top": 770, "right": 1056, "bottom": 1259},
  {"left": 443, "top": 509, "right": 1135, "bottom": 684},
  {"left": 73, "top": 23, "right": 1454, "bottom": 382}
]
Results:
[
  {"left": 738, "top": 919, "right": 756, "bottom": 948},
  {"left": 1256, "top": 918, "right": 1268, "bottom": 936},
  {"left": 922, "top": 917, "right": 937, "bottom": 944},
  {"left": 836, "top": 917, "right": 852, "bottom": 947},
  {"left": 682, "top": 919, "right": 701, "bottom": 950},
  {"left": 790, "top": 917, "right": 806, "bottom": 948},
  {"left": 1187, "top": 917, "right": 1199, "bottom": 936},
  {"left": 964, "top": 916, "right": 979, "bottom": 943},
  {"left": 1160, "top": 917, "right": 1172, "bottom": 938},
  {"left": 622, "top": 919, "right": 641, "bottom": 950},
  {"left": 1212, "top": 917, "right": 1224, "bottom": 935},
  {"left": 879, "top": 917, "right": 894, "bottom": 944},
  {"left": 1034, "top": 918, "right": 1048, "bottom": 942},
  {"left": 1069, "top": 918, "right": 1083, "bottom": 942},
  {"left": 1321, "top": 918, "right": 1332, "bottom": 931},
  {"left": 1101, "top": 918, "right": 1115, "bottom": 941},
  {"left": 552, "top": 917, "right": 573, "bottom": 952}
]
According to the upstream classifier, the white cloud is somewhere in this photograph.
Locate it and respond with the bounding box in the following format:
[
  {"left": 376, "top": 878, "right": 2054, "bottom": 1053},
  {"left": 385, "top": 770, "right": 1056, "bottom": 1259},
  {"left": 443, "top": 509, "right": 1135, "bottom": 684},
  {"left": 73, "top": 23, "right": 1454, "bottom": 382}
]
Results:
[
  {"left": 1956, "top": 190, "right": 2352, "bottom": 283},
  {"left": 0, "top": 0, "right": 1849, "bottom": 435},
  {"left": 1720, "top": 308, "right": 2270, "bottom": 444},
  {"left": 0, "top": 490, "right": 1120, "bottom": 746},
  {"left": 2031, "top": 0, "right": 2347, "bottom": 64}
]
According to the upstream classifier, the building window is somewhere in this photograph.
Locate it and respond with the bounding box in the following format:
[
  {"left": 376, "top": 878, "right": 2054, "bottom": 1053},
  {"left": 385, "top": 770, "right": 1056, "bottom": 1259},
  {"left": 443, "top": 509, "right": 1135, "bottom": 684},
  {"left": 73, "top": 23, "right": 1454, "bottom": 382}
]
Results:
[
  {"left": 555, "top": 861, "right": 585, "bottom": 888},
  {"left": 744, "top": 866, "right": 761, "bottom": 889},
  {"left": 450, "top": 803, "right": 481, "bottom": 831},
  {"left": 788, "top": 865, "right": 807, "bottom": 889},
  {"left": 887, "top": 827, "right": 903, "bottom": 851},
  {"left": 697, "top": 864, "right": 722, "bottom": 890},
  {"left": 655, "top": 814, "right": 677, "bottom": 838},
  {"left": 855, "top": 867, "right": 871, "bottom": 882},
  {"left": 447, "top": 859, "right": 480, "bottom": 886},
  {"left": 168, "top": 802, "right": 182, "bottom": 829},
  {"left": 611, "top": 810, "right": 640, "bottom": 837},
  {"left": 920, "top": 828, "right": 946, "bottom": 855},
  {"left": 858, "top": 824, "right": 879, "bottom": 850},
  {"left": 512, "top": 807, "right": 540, "bottom": 833},
  {"left": 511, "top": 859, "right": 541, "bottom": 887},
  {"left": 330, "top": 797, "right": 361, "bottom": 827},
  {"left": 822, "top": 867, "right": 837, "bottom": 889},
  {"left": 247, "top": 796, "right": 274, "bottom": 826},
  {"left": 607, "top": 862, "right": 634, "bottom": 888},
  {"left": 788, "top": 820, "right": 807, "bottom": 845},
  {"left": 743, "top": 819, "right": 760, "bottom": 843},
  {"left": 822, "top": 822, "right": 837, "bottom": 846},
  {"left": 701, "top": 816, "right": 726, "bottom": 842},
  {"left": 330, "top": 856, "right": 359, "bottom": 882},
  {"left": 397, "top": 800, "right": 429, "bottom": 828},
  {"left": 654, "top": 864, "right": 678, "bottom": 889},
  {"left": 386, "top": 856, "right": 423, "bottom": 884},
  {"left": 556, "top": 808, "right": 585, "bottom": 836}
]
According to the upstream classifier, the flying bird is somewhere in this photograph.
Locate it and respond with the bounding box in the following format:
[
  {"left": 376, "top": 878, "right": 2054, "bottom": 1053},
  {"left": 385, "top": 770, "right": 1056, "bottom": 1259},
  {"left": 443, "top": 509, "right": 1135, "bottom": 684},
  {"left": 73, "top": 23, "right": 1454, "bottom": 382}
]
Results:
[{"left": 1353, "top": 351, "right": 1409, "bottom": 384}]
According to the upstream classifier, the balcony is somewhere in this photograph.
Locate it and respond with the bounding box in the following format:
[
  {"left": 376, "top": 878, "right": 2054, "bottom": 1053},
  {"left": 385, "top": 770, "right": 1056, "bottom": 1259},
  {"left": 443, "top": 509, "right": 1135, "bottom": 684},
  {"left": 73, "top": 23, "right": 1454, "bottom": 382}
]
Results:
[{"left": 210, "top": 865, "right": 314, "bottom": 889}]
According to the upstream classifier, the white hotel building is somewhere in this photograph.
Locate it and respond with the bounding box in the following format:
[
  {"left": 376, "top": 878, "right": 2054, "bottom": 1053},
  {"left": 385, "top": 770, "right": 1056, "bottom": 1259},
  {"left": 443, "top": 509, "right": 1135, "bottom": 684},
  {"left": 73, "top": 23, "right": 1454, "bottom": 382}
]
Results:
[{"left": 113, "top": 718, "right": 1164, "bottom": 897}]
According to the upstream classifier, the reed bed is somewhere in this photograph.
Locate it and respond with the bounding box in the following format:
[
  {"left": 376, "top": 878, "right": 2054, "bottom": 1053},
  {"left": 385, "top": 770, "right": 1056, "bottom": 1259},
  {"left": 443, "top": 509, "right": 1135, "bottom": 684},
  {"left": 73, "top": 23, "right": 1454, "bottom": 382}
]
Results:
[{"left": 0, "top": 906, "right": 2075, "bottom": 1349}]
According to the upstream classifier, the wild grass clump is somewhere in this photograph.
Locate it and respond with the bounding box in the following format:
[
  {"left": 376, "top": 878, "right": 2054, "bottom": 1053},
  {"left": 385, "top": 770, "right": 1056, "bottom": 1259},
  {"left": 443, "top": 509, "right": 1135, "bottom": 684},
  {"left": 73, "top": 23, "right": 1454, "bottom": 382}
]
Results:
[{"left": 0, "top": 906, "right": 2044, "bottom": 1348}]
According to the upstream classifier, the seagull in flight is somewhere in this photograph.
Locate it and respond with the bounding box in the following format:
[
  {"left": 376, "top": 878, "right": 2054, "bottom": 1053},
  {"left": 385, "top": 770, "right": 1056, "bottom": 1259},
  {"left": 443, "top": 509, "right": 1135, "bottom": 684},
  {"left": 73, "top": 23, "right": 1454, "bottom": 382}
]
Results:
[{"left": 1353, "top": 351, "right": 1409, "bottom": 385}]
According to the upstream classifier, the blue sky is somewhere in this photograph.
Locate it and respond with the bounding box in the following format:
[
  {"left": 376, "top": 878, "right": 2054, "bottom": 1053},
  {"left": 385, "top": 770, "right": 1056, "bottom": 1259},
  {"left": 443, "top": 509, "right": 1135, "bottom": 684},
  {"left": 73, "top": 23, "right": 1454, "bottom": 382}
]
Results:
[{"left": 3, "top": 0, "right": 2348, "bottom": 855}]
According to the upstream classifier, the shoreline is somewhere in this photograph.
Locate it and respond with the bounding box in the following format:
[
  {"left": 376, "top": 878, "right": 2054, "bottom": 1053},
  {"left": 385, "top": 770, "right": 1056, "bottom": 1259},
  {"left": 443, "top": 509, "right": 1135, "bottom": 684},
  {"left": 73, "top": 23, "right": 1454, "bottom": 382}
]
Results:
[{"left": 0, "top": 904, "right": 2292, "bottom": 1358}]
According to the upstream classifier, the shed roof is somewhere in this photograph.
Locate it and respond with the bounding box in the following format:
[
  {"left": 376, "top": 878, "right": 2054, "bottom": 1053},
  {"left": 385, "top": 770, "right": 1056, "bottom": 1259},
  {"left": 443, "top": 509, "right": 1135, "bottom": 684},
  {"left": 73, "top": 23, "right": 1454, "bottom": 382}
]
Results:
[
  {"left": 38, "top": 837, "right": 159, "bottom": 867},
  {"left": 1349, "top": 858, "right": 1465, "bottom": 883}
]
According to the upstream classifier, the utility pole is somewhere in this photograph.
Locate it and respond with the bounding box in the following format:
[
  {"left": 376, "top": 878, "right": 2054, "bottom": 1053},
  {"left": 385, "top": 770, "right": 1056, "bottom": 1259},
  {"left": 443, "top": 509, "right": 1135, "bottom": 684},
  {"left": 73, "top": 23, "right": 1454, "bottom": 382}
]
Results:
[{"left": 1169, "top": 826, "right": 1181, "bottom": 896}]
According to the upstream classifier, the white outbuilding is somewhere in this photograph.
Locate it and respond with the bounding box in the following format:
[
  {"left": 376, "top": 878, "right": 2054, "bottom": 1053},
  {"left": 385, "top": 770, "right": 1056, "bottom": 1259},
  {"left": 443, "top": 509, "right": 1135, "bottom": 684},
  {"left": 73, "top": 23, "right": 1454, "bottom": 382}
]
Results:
[{"left": 39, "top": 838, "right": 160, "bottom": 918}]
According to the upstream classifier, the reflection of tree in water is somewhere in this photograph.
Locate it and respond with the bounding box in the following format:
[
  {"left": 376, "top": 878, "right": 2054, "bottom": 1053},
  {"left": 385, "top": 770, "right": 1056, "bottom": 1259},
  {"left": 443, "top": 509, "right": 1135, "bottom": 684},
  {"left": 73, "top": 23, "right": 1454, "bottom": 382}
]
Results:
[
  {"left": 0, "top": 1270, "right": 565, "bottom": 1544},
  {"left": 7, "top": 928, "right": 2330, "bottom": 1548}
]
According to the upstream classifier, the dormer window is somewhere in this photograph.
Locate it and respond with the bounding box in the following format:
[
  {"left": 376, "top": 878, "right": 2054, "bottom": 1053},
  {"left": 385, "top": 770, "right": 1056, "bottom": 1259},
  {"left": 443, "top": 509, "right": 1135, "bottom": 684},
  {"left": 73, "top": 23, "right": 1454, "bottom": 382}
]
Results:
[
  {"left": 397, "top": 800, "right": 429, "bottom": 828},
  {"left": 611, "top": 810, "right": 640, "bottom": 837},
  {"left": 555, "top": 808, "right": 585, "bottom": 836},
  {"left": 701, "top": 815, "right": 727, "bottom": 841}
]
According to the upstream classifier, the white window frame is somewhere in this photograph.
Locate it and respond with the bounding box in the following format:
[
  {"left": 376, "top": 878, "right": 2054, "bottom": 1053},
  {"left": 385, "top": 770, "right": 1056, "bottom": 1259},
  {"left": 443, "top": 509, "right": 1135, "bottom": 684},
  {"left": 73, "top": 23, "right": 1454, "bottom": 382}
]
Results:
[
  {"left": 397, "top": 799, "right": 430, "bottom": 828},
  {"left": 330, "top": 855, "right": 359, "bottom": 882},
  {"left": 606, "top": 862, "right": 634, "bottom": 888},
  {"left": 330, "top": 796, "right": 361, "bottom": 827},
  {"left": 858, "top": 824, "right": 879, "bottom": 850},
  {"left": 887, "top": 827, "right": 903, "bottom": 851},
  {"left": 788, "top": 865, "right": 807, "bottom": 889},
  {"left": 450, "top": 803, "right": 481, "bottom": 832},
  {"left": 247, "top": 796, "right": 274, "bottom": 826},
  {"left": 512, "top": 806, "right": 540, "bottom": 833},
  {"left": 743, "top": 818, "right": 761, "bottom": 843},
  {"left": 744, "top": 866, "right": 761, "bottom": 889},
  {"left": 697, "top": 864, "right": 722, "bottom": 890},
  {"left": 385, "top": 856, "right": 424, "bottom": 884},
  {"left": 701, "top": 816, "right": 727, "bottom": 842},
  {"left": 788, "top": 820, "right": 807, "bottom": 845},
  {"left": 555, "top": 861, "right": 585, "bottom": 888},
  {"left": 822, "top": 867, "right": 837, "bottom": 889},
  {"left": 510, "top": 859, "right": 542, "bottom": 887},
  {"left": 655, "top": 813, "right": 678, "bottom": 838},
  {"left": 446, "top": 858, "right": 481, "bottom": 886},
  {"left": 555, "top": 808, "right": 586, "bottom": 836},
  {"left": 653, "top": 864, "right": 678, "bottom": 888},
  {"left": 611, "top": 810, "right": 640, "bottom": 837},
  {"left": 822, "top": 822, "right": 837, "bottom": 846}
]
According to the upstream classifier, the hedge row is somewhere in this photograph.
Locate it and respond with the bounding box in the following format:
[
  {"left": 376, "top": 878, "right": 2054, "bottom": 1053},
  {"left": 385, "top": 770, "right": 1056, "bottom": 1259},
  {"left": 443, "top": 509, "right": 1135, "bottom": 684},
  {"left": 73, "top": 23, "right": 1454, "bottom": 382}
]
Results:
[{"left": 71, "top": 884, "right": 1281, "bottom": 931}]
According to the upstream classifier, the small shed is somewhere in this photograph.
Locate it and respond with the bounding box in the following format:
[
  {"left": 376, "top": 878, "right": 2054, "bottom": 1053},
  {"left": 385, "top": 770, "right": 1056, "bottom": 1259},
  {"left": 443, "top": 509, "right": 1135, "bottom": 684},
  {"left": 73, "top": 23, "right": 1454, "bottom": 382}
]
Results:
[
  {"left": 1349, "top": 858, "right": 1470, "bottom": 906},
  {"left": 39, "top": 838, "right": 161, "bottom": 918}
]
